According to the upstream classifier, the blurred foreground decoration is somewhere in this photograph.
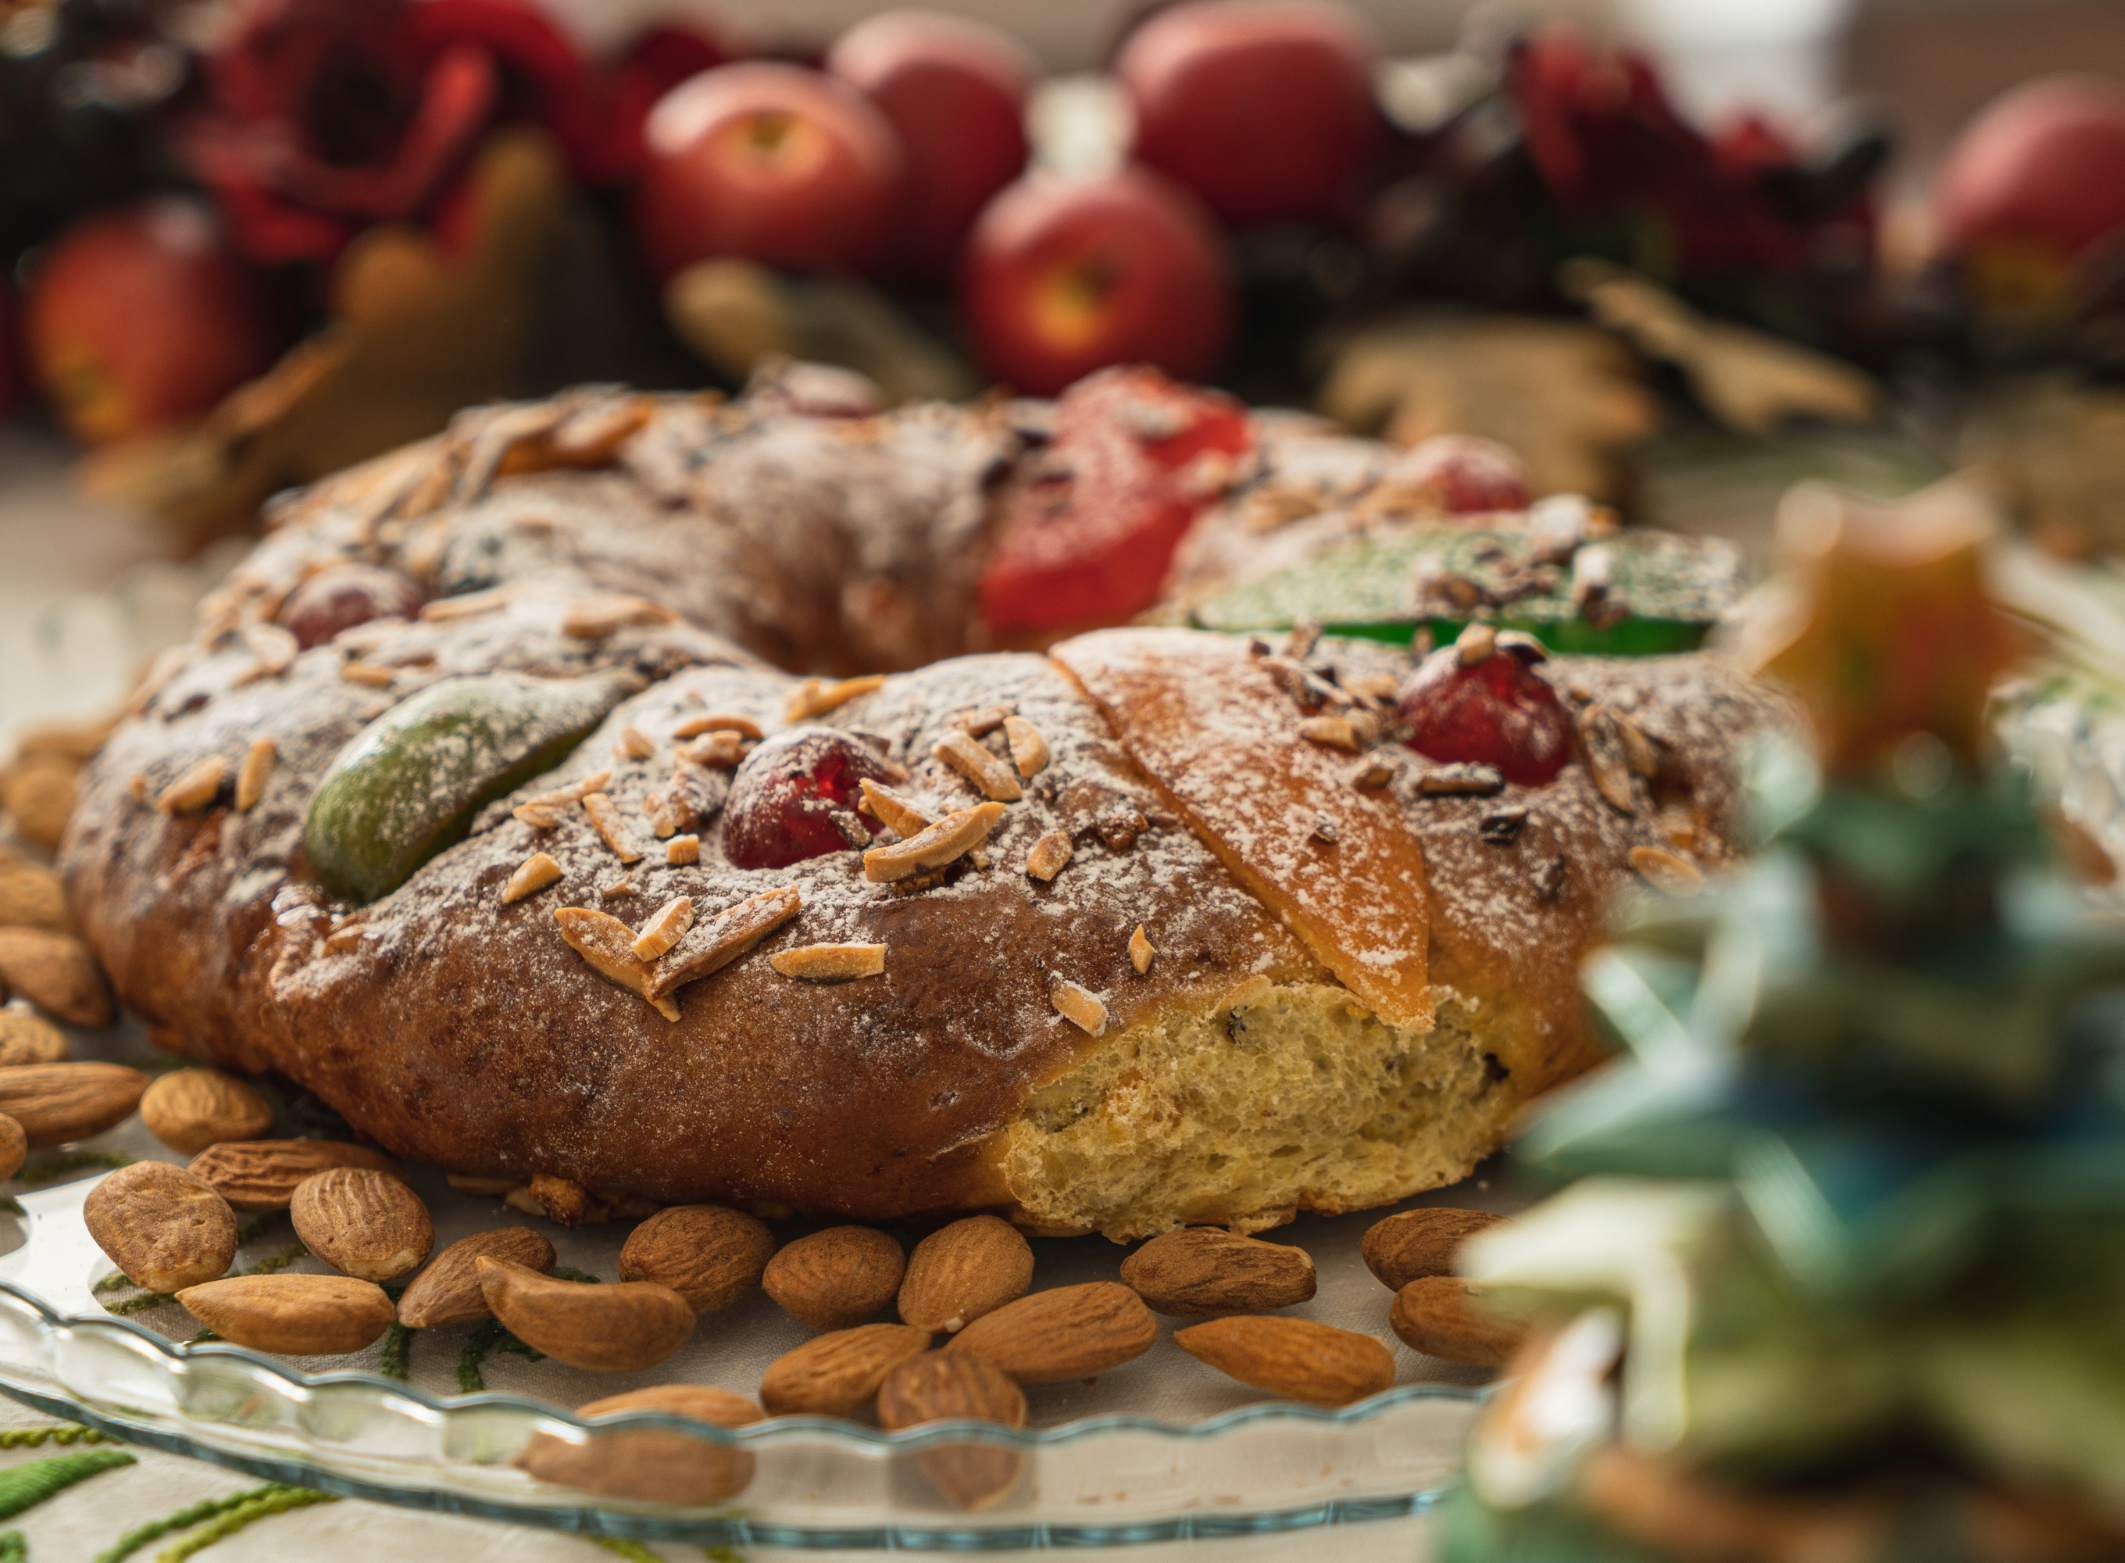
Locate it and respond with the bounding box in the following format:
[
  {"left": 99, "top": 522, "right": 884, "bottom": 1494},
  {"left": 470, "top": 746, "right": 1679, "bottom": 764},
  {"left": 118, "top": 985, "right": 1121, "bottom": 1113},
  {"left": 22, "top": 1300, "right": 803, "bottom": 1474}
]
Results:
[
  {"left": 1439, "top": 483, "right": 2125, "bottom": 1561},
  {"left": 81, "top": 129, "right": 681, "bottom": 550}
]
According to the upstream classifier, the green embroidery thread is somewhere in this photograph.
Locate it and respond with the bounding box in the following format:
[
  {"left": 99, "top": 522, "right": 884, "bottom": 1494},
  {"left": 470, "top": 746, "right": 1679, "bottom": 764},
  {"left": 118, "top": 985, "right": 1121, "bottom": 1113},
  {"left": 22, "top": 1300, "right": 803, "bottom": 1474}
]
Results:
[
  {"left": 0, "top": 1197, "right": 22, "bottom": 1217},
  {"left": 591, "top": 1540, "right": 664, "bottom": 1561},
  {"left": 0, "top": 1447, "right": 136, "bottom": 1519},
  {"left": 456, "top": 1271, "right": 597, "bottom": 1390},
  {"left": 17, "top": 1149, "right": 132, "bottom": 1187},
  {"left": 0, "top": 1529, "right": 22, "bottom": 1561},
  {"left": 149, "top": 1486, "right": 336, "bottom": 1562},
  {"left": 0, "top": 1426, "right": 111, "bottom": 1448},
  {"left": 378, "top": 1320, "right": 412, "bottom": 1381},
  {"left": 92, "top": 1483, "right": 287, "bottom": 1563},
  {"left": 238, "top": 1243, "right": 307, "bottom": 1278}
]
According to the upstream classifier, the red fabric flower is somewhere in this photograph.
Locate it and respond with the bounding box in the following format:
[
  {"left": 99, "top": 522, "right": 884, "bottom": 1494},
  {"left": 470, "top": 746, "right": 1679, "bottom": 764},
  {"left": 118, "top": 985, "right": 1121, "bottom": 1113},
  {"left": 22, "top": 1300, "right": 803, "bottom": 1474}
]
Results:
[{"left": 177, "top": 0, "right": 726, "bottom": 266}]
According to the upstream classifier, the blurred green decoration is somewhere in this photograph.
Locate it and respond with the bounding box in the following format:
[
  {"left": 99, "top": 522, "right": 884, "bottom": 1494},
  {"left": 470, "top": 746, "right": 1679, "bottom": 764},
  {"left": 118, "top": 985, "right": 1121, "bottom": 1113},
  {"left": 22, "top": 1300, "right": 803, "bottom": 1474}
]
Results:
[{"left": 1444, "top": 483, "right": 2125, "bottom": 1558}]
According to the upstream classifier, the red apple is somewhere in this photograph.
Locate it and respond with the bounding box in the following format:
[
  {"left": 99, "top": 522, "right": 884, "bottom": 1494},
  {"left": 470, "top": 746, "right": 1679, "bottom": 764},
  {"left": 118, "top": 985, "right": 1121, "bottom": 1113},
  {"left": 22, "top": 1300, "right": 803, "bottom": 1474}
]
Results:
[
  {"left": 960, "top": 168, "right": 1232, "bottom": 395},
  {"left": 828, "top": 10, "right": 1034, "bottom": 283},
  {"left": 1119, "top": 0, "right": 1379, "bottom": 230},
  {"left": 636, "top": 62, "right": 906, "bottom": 282},
  {"left": 26, "top": 199, "right": 283, "bottom": 445},
  {"left": 1934, "top": 75, "right": 2125, "bottom": 312}
]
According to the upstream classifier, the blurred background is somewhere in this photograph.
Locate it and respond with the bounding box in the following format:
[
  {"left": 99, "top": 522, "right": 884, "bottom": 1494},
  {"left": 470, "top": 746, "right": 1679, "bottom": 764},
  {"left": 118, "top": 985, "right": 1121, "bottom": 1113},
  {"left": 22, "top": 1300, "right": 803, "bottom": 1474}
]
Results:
[{"left": 7, "top": 0, "right": 2125, "bottom": 753}]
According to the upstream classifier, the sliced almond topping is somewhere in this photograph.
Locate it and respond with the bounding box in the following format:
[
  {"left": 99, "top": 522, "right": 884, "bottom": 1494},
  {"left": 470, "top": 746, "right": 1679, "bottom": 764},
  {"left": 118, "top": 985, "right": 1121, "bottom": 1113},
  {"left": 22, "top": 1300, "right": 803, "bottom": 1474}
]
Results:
[
  {"left": 1129, "top": 925, "right": 1155, "bottom": 975},
  {"left": 601, "top": 877, "right": 638, "bottom": 899},
  {"left": 632, "top": 895, "right": 695, "bottom": 961},
  {"left": 561, "top": 594, "right": 676, "bottom": 640},
  {"left": 1349, "top": 670, "right": 1403, "bottom": 703},
  {"left": 340, "top": 661, "right": 397, "bottom": 687},
  {"left": 503, "top": 851, "right": 563, "bottom": 904},
  {"left": 1025, "top": 831, "right": 1073, "bottom": 882},
  {"left": 645, "top": 885, "right": 803, "bottom": 1000},
  {"left": 1001, "top": 715, "right": 1049, "bottom": 777},
  {"left": 233, "top": 621, "right": 299, "bottom": 684},
  {"left": 614, "top": 725, "right": 655, "bottom": 761},
  {"left": 1050, "top": 977, "right": 1107, "bottom": 1036},
  {"left": 420, "top": 586, "right": 511, "bottom": 622},
  {"left": 554, "top": 907, "right": 681, "bottom": 1022},
  {"left": 769, "top": 943, "right": 886, "bottom": 982},
  {"left": 1417, "top": 763, "right": 1505, "bottom": 797},
  {"left": 526, "top": 769, "right": 613, "bottom": 809},
  {"left": 1350, "top": 756, "right": 1398, "bottom": 790},
  {"left": 954, "top": 704, "right": 1012, "bottom": 736},
  {"left": 858, "top": 778, "right": 934, "bottom": 838},
  {"left": 671, "top": 713, "right": 763, "bottom": 741},
  {"left": 129, "top": 773, "right": 150, "bottom": 803},
  {"left": 514, "top": 802, "right": 562, "bottom": 831},
  {"left": 235, "top": 738, "right": 277, "bottom": 812},
  {"left": 666, "top": 833, "right": 700, "bottom": 865},
  {"left": 683, "top": 731, "right": 749, "bottom": 769},
  {"left": 156, "top": 755, "right": 227, "bottom": 814},
  {"left": 785, "top": 674, "right": 886, "bottom": 722},
  {"left": 934, "top": 731, "right": 1022, "bottom": 802},
  {"left": 1629, "top": 845, "right": 1704, "bottom": 897},
  {"left": 1298, "top": 715, "right": 1360, "bottom": 752},
  {"left": 581, "top": 792, "right": 643, "bottom": 864},
  {"left": 1454, "top": 622, "right": 1496, "bottom": 666},
  {"left": 863, "top": 802, "right": 1007, "bottom": 883},
  {"left": 1579, "top": 705, "right": 1637, "bottom": 815}
]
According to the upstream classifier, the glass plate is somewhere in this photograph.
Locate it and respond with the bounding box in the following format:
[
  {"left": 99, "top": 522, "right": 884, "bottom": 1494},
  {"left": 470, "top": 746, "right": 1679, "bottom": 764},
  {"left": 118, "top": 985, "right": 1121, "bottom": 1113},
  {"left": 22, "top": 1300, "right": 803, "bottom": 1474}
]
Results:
[{"left": 0, "top": 1022, "right": 1503, "bottom": 1551}]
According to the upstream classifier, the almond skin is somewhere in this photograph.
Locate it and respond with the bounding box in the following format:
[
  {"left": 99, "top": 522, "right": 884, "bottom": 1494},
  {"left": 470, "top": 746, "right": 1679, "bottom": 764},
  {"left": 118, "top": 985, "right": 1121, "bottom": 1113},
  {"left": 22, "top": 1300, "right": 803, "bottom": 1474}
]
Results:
[
  {"left": 516, "top": 1384, "right": 761, "bottom": 1504},
  {"left": 0, "top": 928, "right": 110, "bottom": 1027},
  {"left": 0, "top": 1062, "right": 144, "bottom": 1147},
  {"left": 877, "top": 1350, "right": 1027, "bottom": 1510},
  {"left": 1174, "top": 1316, "right": 1396, "bottom": 1406},
  {"left": 139, "top": 1068, "right": 276, "bottom": 1156},
  {"left": 763, "top": 1226, "right": 905, "bottom": 1331},
  {"left": 188, "top": 1139, "right": 402, "bottom": 1212},
  {"left": 84, "top": 1161, "right": 237, "bottom": 1294},
  {"left": 1389, "top": 1277, "right": 1526, "bottom": 1367},
  {"left": 945, "top": 1282, "right": 1158, "bottom": 1385},
  {"left": 1120, "top": 1228, "right": 1317, "bottom": 1317},
  {"left": 618, "top": 1204, "right": 776, "bottom": 1313},
  {"left": 398, "top": 1227, "right": 557, "bottom": 1328},
  {"left": 898, "top": 1215, "right": 1033, "bottom": 1334},
  {"left": 290, "top": 1168, "right": 434, "bottom": 1282},
  {"left": 0, "top": 1114, "right": 22, "bottom": 1182},
  {"left": 760, "top": 1323, "right": 932, "bottom": 1417},
  {"left": 477, "top": 1257, "right": 694, "bottom": 1372},
  {"left": 0, "top": 1011, "right": 69, "bottom": 1067},
  {"left": 177, "top": 1273, "right": 395, "bottom": 1355},
  {"left": 1362, "top": 1208, "right": 1507, "bottom": 1291}
]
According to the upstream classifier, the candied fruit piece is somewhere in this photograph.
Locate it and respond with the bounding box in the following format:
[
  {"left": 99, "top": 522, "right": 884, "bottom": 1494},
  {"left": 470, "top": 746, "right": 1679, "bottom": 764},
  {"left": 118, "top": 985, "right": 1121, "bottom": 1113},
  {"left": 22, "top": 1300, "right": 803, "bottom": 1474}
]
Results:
[
  {"left": 724, "top": 727, "right": 896, "bottom": 870},
  {"left": 278, "top": 564, "right": 423, "bottom": 649},
  {"left": 1398, "top": 631, "right": 1570, "bottom": 786},
  {"left": 1385, "top": 435, "right": 1531, "bottom": 515}
]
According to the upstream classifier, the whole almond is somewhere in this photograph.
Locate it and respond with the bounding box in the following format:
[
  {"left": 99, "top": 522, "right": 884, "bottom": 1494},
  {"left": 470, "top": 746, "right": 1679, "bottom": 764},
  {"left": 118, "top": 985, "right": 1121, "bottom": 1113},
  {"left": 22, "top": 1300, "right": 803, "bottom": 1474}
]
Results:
[
  {"left": 0, "top": 1114, "right": 23, "bottom": 1182},
  {"left": 763, "top": 1226, "right": 905, "bottom": 1331},
  {"left": 477, "top": 1257, "right": 694, "bottom": 1372},
  {"left": 291, "top": 1168, "right": 434, "bottom": 1282},
  {"left": 1362, "top": 1208, "right": 1507, "bottom": 1291},
  {"left": 1120, "top": 1229, "right": 1317, "bottom": 1317},
  {"left": 898, "top": 1216, "right": 1033, "bottom": 1335},
  {"left": 878, "top": 1350, "right": 1027, "bottom": 1510},
  {"left": 0, "top": 929, "right": 110, "bottom": 1027},
  {"left": 0, "top": 866, "right": 72, "bottom": 934},
  {"left": 945, "top": 1282, "right": 1157, "bottom": 1385},
  {"left": 398, "top": 1228, "right": 557, "bottom": 1327},
  {"left": 1389, "top": 1277, "right": 1527, "bottom": 1367},
  {"left": 761, "top": 1323, "right": 933, "bottom": 1417},
  {"left": 0, "top": 1011, "right": 68, "bottom": 1068},
  {"left": 618, "top": 1204, "right": 775, "bottom": 1313},
  {"left": 188, "top": 1139, "right": 402, "bottom": 1212},
  {"left": 516, "top": 1384, "right": 761, "bottom": 1504},
  {"left": 2, "top": 758, "right": 74, "bottom": 853},
  {"left": 84, "top": 1161, "right": 237, "bottom": 1294},
  {"left": 1174, "top": 1316, "right": 1396, "bottom": 1406},
  {"left": 177, "top": 1273, "right": 395, "bottom": 1355},
  {"left": 0, "top": 1062, "right": 144, "bottom": 1147},
  {"left": 139, "top": 1069, "right": 276, "bottom": 1156}
]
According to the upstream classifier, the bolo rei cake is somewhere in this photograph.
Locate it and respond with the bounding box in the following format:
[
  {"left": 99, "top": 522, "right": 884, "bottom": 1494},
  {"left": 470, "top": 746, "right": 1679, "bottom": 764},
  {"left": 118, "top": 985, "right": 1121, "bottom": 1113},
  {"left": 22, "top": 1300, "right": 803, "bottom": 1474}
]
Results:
[{"left": 58, "top": 367, "right": 1774, "bottom": 1238}]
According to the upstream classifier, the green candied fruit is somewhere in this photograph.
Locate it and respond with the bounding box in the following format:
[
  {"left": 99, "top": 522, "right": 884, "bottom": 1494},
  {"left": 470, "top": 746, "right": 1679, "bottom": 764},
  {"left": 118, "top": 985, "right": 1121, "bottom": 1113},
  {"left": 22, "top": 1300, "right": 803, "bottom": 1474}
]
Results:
[{"left": 305, "top": 670, "right": 642, "bottom": 904}]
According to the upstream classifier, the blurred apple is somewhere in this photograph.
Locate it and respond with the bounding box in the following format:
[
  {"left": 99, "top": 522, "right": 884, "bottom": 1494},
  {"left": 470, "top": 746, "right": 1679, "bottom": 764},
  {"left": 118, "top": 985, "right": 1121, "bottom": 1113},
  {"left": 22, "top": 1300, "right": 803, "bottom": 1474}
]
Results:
[
  {"left": 26, "top": 199, "right": 283, "bottom": 445},
  {"left": 1119, "top": 0, "right": 1378, "bottom": 230},
  {"left": 636, "top": 62, "right": 906, "bottom": 282},
  {"left": 961, "top": 168, "right": 1231, "bottom": 395},
  {"left": 828, "top": 10, "right": 1033, "bottom": 284},
  {"left": 1935, "top": 75, "right": 2125, "bottom": 315}
]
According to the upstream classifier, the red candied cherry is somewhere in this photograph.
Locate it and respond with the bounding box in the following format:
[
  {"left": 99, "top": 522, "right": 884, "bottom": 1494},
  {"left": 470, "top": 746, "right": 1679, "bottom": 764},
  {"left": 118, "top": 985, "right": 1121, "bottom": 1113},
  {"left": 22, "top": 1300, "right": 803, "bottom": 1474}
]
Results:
[
  {"left": 1397, "top": 625, "right": 1571, "bottom": 786},
  {"left": 277, "top": 564, "right": 423, "bottom": 650},
  {"left": 724, "top": 727, "right": 897, "bottom": 869},
  {"left": 1385, "top": 435, "right": 1531, "bottom": 515}
]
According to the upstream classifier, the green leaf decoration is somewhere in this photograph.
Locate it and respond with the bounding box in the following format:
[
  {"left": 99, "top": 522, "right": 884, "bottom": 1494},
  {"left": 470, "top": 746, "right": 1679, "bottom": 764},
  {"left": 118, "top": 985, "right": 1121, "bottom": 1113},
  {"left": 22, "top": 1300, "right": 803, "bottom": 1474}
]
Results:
[{"left": 0, "top": 1448, "right": 136, "bottom": 1521}]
